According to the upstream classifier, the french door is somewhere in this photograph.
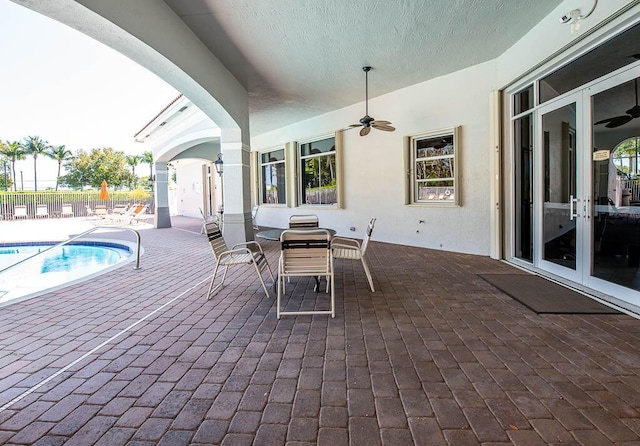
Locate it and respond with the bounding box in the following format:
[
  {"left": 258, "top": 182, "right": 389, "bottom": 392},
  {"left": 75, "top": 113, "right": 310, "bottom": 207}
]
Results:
[
  {"left": 585, "top": 68, "right": 640, "bottom": 305},
  {"left": 528, "top": 66, "right": 640, "bottom": 306},
  {"left": 536, "top": 93, "right": 584, "bottom": 283}
]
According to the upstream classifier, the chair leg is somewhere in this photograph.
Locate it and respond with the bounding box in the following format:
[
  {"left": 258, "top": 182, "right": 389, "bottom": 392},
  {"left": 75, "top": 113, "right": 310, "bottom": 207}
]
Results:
[
  {"left": 277, "top": 272, "right": 283, "bottom": 319},
  {"left": 207, "top": 262, "right": 222, "bottom": 299},
  {"left": 207, "top": 263, "right": 229, "bottom": 300},
  {"left": 264, "top": 259, "right": 275, "bottom": 283},
  {"left": 278, "top": 257, "right": 286, "bottom": 295},
  {"left": 253, "top": 262, "right": 271, "bottom": 298},
  {"left": 221, "top": 264, "right": 229, "bottom": 285},
  {"left": 360, "top": 257, "right": 375, "bottom": 292},
  {"left": 330, "top": 271, "right": 335, "bottom": 318}
]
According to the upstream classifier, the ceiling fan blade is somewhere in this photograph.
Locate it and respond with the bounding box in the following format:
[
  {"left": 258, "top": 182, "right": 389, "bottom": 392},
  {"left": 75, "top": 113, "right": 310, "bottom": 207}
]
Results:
[
  {"left": 605, "top": 115, "right": 633, "bottom": 128},
  {"left": 372, "top": 123, "right": 396, "bottom": 132},
  {"left": 348, "top": 123, "right": 362, "bottom": 128},
  {"left": 371, "top": 120, "right": 391, "bottom": 125},
  {"left": 626, "top": 105, "right": 640, "bottom": 118},
  {"left": 360, "top": 126, "right": 371, "bottom": 136},
  {"left": 595, "top": 116, "right": 626, "bottom": 125}
]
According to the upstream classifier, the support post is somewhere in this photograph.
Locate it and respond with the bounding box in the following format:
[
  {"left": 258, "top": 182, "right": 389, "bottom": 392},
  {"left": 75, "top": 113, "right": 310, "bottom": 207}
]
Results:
[
  {"left": 219, "top": 128, "right": 253, "bottom": 246},
  {"left": 154, "top": 161, "right": 171, "bottom": 228}
]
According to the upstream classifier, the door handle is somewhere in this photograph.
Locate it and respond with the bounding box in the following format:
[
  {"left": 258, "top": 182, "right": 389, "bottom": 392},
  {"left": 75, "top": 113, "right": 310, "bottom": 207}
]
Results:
[{"left": 570, "top": 195, "right": 580, "bottom": 220}]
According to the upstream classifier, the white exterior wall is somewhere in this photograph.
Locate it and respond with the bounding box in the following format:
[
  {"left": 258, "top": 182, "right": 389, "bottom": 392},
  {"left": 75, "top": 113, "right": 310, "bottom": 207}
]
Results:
[
  {"left": 251, "top": 0, "right": 640, "bottom": 257},
  {"left": 174, "top": 160, "right": 204, "bottom": 219},
  {"left": 252, "top": 61, "right": 496, "bottom": 256}
]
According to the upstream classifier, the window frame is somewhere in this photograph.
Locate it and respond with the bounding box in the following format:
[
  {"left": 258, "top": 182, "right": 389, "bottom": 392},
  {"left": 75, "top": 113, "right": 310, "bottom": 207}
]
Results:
[
  {"left": 406, "top": 126, "right": 461, "bottom": 207},
  {"left": 297, "top": 134, "right": 339, "bottom": 207},
  {"left": 258, "top": 146, "right": 288, "bottom": 206}
]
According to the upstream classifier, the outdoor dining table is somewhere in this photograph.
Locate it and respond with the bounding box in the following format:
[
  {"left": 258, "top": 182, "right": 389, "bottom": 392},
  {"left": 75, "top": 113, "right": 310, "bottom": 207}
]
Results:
[{"left": 255, "top": 227, "right": 336, "bottom": 241}]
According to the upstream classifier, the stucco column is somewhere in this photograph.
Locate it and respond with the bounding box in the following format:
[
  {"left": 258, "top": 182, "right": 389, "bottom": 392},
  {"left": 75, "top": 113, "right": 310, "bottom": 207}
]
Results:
[
  {"left": 154, "top": 161, "right": 171, "bottom": 228},
  {"left": 220, "top": 128, "right": 253, "bottom": 246}
]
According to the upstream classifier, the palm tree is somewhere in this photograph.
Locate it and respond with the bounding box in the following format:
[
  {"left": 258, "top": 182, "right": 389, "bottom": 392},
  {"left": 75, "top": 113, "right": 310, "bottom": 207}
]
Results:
[
  {"left": 126, "top": 154, "right": 141, "bottom": 189},
  {"left": 1, "top": 141, "right": 26, "bottom": 191},
  {"left": 48, "top": 145, "right": 73, "bottom": 191},
  {"left": 21, "top": 135, "right": 50, "bottom": 191},
  {"left": 141, "top": 151, "right": 154, "bottom": 191},
  {"left": 0, "top": 142, "right": 8, "bottom": 191}
]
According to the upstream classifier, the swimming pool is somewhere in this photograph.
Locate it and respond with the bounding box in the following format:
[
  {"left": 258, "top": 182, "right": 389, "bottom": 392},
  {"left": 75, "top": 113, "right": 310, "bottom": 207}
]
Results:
[{"left": 0, "top": 241, "right": 133, "bottom": 305}]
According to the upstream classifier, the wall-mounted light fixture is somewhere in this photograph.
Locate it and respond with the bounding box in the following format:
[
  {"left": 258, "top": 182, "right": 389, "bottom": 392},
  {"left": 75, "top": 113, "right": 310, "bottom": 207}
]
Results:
[
  {"left": 214, "top": 153, "right": 223, "bottom": 176},
  {"left": 560, "top": 0, "right": 597, "bottom": 33}
]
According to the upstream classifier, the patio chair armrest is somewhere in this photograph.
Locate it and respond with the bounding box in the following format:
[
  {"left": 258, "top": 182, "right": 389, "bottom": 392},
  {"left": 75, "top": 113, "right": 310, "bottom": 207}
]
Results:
[
  {"left": 221, "top": 246, "right": 252, "bottom": 256},
  {"left": 231, "top": 240, "right": 265, "bottom": 253},
  {"left": 220, "top": 248, "right": 263, "bottom": 260},
  {"left": 220, "top": 246, "right": 266, "bottom": 264},
  {"left": 331, "top": 237, "right": 361, "bottom": 248},
  {"left": 331, "top": 242, "right": 361, "bottom": 251}
]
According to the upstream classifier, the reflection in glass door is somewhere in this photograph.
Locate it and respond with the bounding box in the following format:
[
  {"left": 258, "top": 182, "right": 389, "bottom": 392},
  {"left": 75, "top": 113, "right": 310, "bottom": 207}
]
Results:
[
  {"left": 540, "top": 102, "right": 578, "bottom": 272},
  {"left": 591, "top": 75, "right": 640, "bottom": 292}
]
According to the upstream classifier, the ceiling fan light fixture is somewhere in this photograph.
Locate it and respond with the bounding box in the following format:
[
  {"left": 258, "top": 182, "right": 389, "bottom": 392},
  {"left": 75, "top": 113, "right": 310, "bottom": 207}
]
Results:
[{"left": 346, "top": 66, "right": 395, "bottom": 136}]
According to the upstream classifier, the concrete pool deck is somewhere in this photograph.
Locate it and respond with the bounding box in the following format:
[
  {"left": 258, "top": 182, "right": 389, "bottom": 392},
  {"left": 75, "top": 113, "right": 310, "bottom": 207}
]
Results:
[{"left": 0, "top": 216, "right": 639, "bottom": 444}]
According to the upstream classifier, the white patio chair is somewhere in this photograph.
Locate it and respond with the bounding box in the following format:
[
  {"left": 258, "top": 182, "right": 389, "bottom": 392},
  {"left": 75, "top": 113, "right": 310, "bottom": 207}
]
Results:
[
  {"left": 288, "top": 214, "right": 319, "bottom": 228},
  {"left": 200, "top": 207, "right": 217, "bottom": 234},
  {"left": 111, "top": 203, "right": 129, "bottom": 215},
  {"left": 104, "top": 204, "right": 136, "bottom": 223},
  {"left": 128, "top": 205, "right": 150, "bottom": 224},
  {"left": 204, "top": 221, "right": 274, "bottom": 299},
  {"left": 94, "top": 205, "right": 108, "bottom": 219},
  {"left": 14, "top": 205, "right": 28, "bottom": 220},
  {"left": 252, "top": 206, "right": 260, "bottom": 231},
  {"left": 60, "top": 204, "right": 74, "bottom": 218},
  {"left": 35, "top": 204, "right": 49, "bottom": 218},
  {"left": 332, "top": 217, "right": 377, "bottom": 292},
  {"left": 277, "top": 229, "right": 334, "bottom": 318}
]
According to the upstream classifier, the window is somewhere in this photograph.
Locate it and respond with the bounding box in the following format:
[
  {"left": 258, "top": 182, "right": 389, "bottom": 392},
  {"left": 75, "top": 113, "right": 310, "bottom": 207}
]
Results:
[
  {"left": 539, "top": 22, "right": 640, "bottom": 103},
  {"left": 612, "top": 137, "right": 640, "bottom": 179},
  {"left": 260, "top": 148, "right": 286, "bottom": 204},
  {"left": 298, "top": 136, "right": 337, "bottom": 205},
  {"left": 513, "top": 85, "right": 533, "bottom": 115},
  {"left": 514, "top": 115, "right": 533, "bottom": 262},
  {"left": 408, "top": 127, "right": 459, "bottom": 205}
]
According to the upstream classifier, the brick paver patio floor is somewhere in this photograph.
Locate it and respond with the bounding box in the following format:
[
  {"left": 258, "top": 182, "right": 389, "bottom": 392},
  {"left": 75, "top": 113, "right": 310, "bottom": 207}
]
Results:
[{"left": 0, "top": 216, "right": 639, "bottom": 445}]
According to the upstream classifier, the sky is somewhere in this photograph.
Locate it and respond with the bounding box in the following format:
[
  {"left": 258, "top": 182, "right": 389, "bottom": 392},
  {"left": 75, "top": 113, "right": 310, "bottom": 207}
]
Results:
[{"left": 0, "top": 0, "right": 179, "bottom": 190}]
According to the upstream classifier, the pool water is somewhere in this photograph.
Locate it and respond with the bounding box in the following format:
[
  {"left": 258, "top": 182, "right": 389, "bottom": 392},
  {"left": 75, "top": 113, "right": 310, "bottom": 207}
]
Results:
[{"left": 0, "top": 242, "right": 132, "bottom": 305}]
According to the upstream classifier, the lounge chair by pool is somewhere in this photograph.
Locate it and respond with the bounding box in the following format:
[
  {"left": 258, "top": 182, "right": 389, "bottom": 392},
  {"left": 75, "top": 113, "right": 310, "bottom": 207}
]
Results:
[
  {"left": 35, "top": 204, "right": 49, "bottom": 218},
  {"left": 14, "top": 205, "right": 28, "bottom": 220},
  {"left": 61, "top": 204, "right": 74, "bottom": 218}
]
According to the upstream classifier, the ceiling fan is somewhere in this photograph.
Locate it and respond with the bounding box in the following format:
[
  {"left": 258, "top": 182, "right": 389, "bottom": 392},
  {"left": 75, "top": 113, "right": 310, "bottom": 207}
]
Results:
[
  {"left": 595, "top": 77, "right": 640, "bottom": 128},
  {"left": 347, "top": 66, "right": 395, "bottom": 136}
]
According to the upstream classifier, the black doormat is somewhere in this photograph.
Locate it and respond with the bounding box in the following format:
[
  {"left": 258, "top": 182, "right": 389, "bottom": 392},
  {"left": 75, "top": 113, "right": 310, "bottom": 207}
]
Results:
[{"left": 479, "top": 274, "right": 620, "bottom": 314}]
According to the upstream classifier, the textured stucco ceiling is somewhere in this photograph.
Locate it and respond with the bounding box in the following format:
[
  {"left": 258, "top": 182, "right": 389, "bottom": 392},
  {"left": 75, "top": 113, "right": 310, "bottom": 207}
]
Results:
[{"left": 164, "top": 0, "right": 564, "bottom": 135}]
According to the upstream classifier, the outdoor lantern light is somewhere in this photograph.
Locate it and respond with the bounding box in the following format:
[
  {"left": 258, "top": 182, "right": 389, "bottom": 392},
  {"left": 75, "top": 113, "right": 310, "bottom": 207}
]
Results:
[{"left": 214, "top": 153, "right": 223, "bottom": 176}]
